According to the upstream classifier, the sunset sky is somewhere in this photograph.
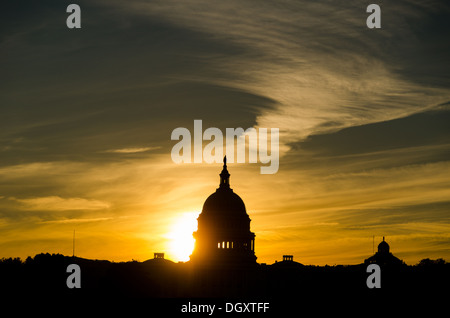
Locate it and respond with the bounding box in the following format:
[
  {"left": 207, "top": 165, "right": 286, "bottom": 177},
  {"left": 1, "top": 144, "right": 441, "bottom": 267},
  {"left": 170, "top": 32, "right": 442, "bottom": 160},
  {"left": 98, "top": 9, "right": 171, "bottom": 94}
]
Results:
[{"left": 1, "top": 0, "right": 449, "bottom": 265}]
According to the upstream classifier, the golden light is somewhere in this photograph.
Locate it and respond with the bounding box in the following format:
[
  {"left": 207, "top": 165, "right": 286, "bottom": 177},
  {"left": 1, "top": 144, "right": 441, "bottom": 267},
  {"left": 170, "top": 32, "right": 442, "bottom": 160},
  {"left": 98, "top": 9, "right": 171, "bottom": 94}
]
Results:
[{"left": 167, "top": 212, "right": 199, "bottom": 262}]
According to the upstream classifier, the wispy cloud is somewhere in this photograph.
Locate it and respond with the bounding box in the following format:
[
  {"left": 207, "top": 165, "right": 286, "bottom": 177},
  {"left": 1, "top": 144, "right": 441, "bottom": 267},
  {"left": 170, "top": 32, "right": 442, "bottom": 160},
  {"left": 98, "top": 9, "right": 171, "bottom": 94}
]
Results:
[
  {"left": 38, "top": 217, "right": 113, "bottom": 224},
  {"left": 11, "top": 196, "right": 111, "bottom": 211},
  {"left": 103, "top": 146, "right": 161, "bottom": 154},
  {"left": 114, "top": 0, "right": 450, "bottom": 154}
]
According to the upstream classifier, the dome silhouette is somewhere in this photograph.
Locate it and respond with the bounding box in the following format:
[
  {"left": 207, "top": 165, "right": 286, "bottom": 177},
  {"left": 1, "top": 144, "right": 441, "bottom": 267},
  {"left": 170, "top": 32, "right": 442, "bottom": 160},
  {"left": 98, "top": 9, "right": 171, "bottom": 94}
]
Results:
[
  {"left": 190, "top": 156, "right": 257, "bottom": 266},
  {"left": 378, "top": 237, "right": 390, "bottom": 254},
  {"left": 202, "top": 188, "right": 247, "bottom": 216},
  {"left": 365, "top": 237, "right": 403, "bottom": 267}
]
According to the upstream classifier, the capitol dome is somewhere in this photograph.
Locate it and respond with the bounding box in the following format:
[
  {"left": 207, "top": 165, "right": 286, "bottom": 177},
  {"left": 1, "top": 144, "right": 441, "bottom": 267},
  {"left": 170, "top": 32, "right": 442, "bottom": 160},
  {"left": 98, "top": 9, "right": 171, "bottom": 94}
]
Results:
[
  {"left": 202, "top": 188, "right": 247, "bottom": 217},
  {"left": 190, "top": 156, "right": 257, "bottom": 266}
]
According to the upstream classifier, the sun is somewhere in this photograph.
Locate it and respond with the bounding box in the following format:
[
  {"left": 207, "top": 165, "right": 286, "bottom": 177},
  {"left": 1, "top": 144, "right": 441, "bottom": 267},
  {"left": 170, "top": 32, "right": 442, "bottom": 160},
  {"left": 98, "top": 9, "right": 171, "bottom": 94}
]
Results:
[{"left": 168, "top": 212, "right": 198, "bottom": 262}]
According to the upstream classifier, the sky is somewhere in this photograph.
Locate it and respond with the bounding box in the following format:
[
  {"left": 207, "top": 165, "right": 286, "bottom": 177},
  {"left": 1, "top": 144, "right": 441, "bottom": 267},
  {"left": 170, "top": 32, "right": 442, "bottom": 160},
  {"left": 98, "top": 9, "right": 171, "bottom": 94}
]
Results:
[{"left": 1, "top": 0, "right": 449, "bottom": 265}]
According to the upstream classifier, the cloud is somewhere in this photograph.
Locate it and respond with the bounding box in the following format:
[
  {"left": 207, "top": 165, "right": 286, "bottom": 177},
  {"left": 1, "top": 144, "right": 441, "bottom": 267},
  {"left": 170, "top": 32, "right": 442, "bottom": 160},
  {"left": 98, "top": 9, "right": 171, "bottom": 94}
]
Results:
[
  {"left": 299, "top": 106, "right": 450, "bottom": 157},
  {"left": 111, "top": 0, "right": 450, "bottom": 156},
  {"left": 38, "top": 217, "right": 113, "bottom": 224},
  {"left": 104, "top": 146, "right": 161, "bottom": 154},
  {"left": 3, "top": 0, "right": 448, "bottom": 164},
  {"left": 11, "top": 196, "right": 111, "bottom": 211}
]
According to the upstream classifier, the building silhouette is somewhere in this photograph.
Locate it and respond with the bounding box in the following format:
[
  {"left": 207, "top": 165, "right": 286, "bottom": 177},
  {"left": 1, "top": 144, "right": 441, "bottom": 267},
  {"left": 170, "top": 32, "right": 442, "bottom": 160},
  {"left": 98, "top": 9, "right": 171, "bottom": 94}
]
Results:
[
  {"left": 189, "top": 156, "right": 257, "bottom": 266},
  {"left": 272, "top": 255, "right": 304, "bottom": 269},
  {"left": 153, "top": 253, "right": 165, "bottom": 259},
  {"left": 364, "top": 237, "right": 404, "bottom": 266}
]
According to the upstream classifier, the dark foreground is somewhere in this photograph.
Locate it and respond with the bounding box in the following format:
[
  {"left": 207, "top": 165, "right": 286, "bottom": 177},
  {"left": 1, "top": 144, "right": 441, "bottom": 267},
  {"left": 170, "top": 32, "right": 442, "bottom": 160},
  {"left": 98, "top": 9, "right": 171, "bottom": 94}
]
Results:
[{"left": 1, "top": 253, "right": 448, "bottom": 313}]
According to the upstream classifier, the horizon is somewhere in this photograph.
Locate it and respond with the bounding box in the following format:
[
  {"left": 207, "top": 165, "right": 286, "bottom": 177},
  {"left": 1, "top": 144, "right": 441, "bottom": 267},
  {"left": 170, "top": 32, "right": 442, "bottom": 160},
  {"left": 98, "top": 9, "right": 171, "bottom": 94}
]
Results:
[
  {"left": 3, "top": 250, "right": 446, "bottom": 267},
  {"left": 1, "top": 0, "right": 450, "bottom": 267}
]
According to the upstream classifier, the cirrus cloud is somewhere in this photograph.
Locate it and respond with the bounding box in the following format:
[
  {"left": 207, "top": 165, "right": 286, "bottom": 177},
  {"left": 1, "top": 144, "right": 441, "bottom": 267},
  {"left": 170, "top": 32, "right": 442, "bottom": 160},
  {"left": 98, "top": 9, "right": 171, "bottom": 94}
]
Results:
[{"left": 10, "top": 196, "right": 111, "bottom": 211}]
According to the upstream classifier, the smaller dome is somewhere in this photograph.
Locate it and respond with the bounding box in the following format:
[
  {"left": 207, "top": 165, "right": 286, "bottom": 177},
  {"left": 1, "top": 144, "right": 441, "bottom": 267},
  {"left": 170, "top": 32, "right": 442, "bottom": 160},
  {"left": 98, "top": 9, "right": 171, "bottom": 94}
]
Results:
[{"left": 378, "top": 237, "right": 390, "bottom": 254}]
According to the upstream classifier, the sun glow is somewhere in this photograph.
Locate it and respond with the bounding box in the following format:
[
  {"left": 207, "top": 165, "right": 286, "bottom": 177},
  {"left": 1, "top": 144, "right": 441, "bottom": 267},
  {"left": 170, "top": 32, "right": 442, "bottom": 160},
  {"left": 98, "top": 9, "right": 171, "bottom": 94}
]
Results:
[{"left": 168, "top": 212, "right": 199, "bottom": 262}]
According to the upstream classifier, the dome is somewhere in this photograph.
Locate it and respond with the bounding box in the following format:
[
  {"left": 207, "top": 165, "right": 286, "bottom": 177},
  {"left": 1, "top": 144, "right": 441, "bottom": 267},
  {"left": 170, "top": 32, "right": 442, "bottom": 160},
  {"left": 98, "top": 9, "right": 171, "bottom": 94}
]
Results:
[
  {"left": 190, "top": 156, "right": 257, "bottom": 266},
  {"left": 365, "top": 236, "right": 403, "bottom": 266},
  {"left": 201, "top": 155, "right": 249, "bottom": 217},
  {"left": 378, "top": 237, "right": 390, "bottom": 254},
  {"left": 202, "top": 188, "right": 248, "bottom": 217}
]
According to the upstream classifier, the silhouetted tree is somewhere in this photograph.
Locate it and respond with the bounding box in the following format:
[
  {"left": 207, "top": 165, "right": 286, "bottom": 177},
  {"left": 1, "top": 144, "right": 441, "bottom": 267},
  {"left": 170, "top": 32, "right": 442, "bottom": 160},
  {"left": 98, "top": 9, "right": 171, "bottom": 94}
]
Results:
[{"left": 418, "top": 258, "right": 447, "bottom": 266}]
